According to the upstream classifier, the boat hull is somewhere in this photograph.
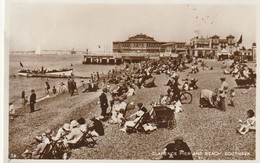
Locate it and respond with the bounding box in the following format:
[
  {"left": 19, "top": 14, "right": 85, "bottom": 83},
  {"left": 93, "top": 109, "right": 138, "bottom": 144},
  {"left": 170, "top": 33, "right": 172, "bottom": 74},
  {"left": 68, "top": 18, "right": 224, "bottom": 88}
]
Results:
[{"left": 18, "top": 70, "right": 73, "bottom": 78}]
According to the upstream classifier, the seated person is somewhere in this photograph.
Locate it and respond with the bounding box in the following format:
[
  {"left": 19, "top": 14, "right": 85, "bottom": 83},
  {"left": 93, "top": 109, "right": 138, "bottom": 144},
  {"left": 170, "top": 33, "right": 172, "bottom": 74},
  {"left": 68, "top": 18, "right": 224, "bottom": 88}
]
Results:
[
  {"left": 9, "top": 103, "right": 15, "bottom": 119},
  {"left": 112, "top": 84, "right": 124, "bottom": 96},
  {"left": 53, "top": 123, "right": 71, "bottom": 141},
  {"left": 182, "top": 82, "right": 189, "bottom": 91},
  {"left": 237, "top": 110, "right": 256, "bottom": 135},
  {"left": 78, "top": 118, "right": 87, "bottom": 132},
  {"left": 143, "top": 77, "right": 156, "bottom": 88},
  {"left": 189, "top": 78, "right": 198, "bottom": 90},
  {"left": 126, "top": 85, "right": 136, "bottom": 97},
  {"left": 22, "top": 136, "right": 44, "bottom": 159},
  {"left": 174, "top": 100, "right": 182, "bottom": 113},
  {"left": 110, "top": 102, "right": 124, "bottom": 124},
  {"left": 199, "top": 89, "right": 217, "bottom": 108},
  {"left": 41, "top": 129, "right": 54, "bottom": 144},
  {"left": 121, "top": 110, "right": 145, "bottom": 133},
  {"left": 63, "top": 120, "right": 83, "bottom": 147},
  {"left": 166, "top": 78, "right": 174, "bottom": 86},
  {"left": 159, "top": 94, "right": 172, "bottom": 106},
  {"left": 161, "top": 136, "right": 193, "bottom": 160},
  {"left": 58, "top": 82, "right": 67, "bottom": 93},
  {"left": 137, "top": 102, "right": 147, "bottom": 113},
  {"left": 223, "top": 69, "right": 231, "bottom": 74},
  {"left": 31, "top": 129, "right": 53, "bottom": 159},
  {"left": 88, "top": 117, "right": 104, "bottom": 137},
  {"left": 31, "top": 136, "right": 47, "bottom": 159},
  {"left": 110, "top": 109, "right": 126, "bottom": 126},
  {"left": 82, "top": 81, "right": 91, "bottom": 93},
  {"left": 242, "top": 67, "right": 250, "bottom": 79}
]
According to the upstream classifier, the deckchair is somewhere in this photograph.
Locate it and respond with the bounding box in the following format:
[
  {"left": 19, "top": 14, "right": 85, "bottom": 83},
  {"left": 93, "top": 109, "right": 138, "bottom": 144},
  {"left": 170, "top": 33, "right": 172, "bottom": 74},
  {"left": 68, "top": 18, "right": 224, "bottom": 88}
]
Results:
[
  {"left": 69, "top": 130, "right": 97, "bottom": 148},
  {"left": 126, "top": 112, "right": 150, "bottom": 133}
]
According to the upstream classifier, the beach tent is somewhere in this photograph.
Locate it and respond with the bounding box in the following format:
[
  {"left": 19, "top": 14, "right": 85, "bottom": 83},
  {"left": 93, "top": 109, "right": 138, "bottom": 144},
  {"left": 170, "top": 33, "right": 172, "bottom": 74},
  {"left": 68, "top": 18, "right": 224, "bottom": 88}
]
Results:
[
  {"left": 217, "top": 48, "right": 231, "bottom": 56},
  {"left": 217, "top": 48, "right": 231, "bottom": 60}
]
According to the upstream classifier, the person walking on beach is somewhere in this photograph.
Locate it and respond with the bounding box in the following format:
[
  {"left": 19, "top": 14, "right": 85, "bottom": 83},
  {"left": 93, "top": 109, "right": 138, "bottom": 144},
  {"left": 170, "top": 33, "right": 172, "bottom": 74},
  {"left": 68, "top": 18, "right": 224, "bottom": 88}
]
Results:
[
  {"left": 99, "top": 88, "right": 108, "bottom": 117},
  {"left": 45, "top": 79, "right": 50, "bottom": 94},
  {"left": 30, "top": 89, "right": 36, "bottom": 113},
  {"left": 22, "top": 90, "right": 25, "bottom": 106}
]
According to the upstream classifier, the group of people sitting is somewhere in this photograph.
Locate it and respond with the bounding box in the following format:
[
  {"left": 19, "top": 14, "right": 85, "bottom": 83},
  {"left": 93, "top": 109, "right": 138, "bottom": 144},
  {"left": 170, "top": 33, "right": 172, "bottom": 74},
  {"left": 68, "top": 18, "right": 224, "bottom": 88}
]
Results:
[
  {"left": 22, "top": 117, "right": 104, "bottom": 159},
  {"left": 100, "top": 59, "right": 191, "bottom": 133},
  {"left": 82, "top": 79, "right": 99, "bottom": 93},
  {"left": 223, "top": 61, "right": 255, "bottom": 80}
]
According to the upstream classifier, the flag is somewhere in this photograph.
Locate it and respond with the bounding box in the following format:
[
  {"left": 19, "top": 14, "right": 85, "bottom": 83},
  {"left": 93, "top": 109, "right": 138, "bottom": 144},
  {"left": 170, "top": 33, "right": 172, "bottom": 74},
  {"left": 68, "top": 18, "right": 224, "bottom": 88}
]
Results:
[
  {"left": 237, "top": 35, "right": 242, "bottom": 44},
  {"left": 20, "top": 61, "right": 24, "bottom": 67},
  {"left": 98, "top": 45, "right": 101, "bottom": 48}
]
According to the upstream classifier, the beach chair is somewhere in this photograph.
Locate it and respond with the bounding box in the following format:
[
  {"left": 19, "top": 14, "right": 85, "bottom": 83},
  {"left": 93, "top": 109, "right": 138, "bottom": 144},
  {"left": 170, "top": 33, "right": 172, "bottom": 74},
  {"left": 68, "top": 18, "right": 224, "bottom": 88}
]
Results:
[
  {"left": 38, "top": 143, "right": 54, "bottom": 159},
  {"left": 126, "top": 112, "right": 150, "bottom": 134},
  {"left": 70, "top": 130, "right": 97, "bottom": 148}
]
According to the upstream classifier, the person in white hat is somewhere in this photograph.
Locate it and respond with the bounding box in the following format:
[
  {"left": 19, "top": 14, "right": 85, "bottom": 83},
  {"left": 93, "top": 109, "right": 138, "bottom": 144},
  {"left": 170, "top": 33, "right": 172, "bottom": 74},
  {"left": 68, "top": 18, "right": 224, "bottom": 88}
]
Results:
[
  {"left": 53, "top": 123, "right": 71, "bottom": 141},
  {"left": 63, "top": 120, "right": 83, "bottom": 147}
]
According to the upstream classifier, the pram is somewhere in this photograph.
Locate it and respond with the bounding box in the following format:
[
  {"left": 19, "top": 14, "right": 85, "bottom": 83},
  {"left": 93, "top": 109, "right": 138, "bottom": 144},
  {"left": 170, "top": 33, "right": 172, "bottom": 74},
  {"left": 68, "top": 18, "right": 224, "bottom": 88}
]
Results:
[{"left": 151, "top": 105, "right": 176, "bottom": 129}]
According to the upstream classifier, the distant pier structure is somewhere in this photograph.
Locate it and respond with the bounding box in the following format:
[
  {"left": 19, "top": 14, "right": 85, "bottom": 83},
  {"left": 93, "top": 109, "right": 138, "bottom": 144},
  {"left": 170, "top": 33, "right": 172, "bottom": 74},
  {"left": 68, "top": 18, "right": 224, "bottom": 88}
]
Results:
[
  {"left": 82, "top": 33, "right": 186, "bottom": 64},
  {"left": 82, "top": 53, "right": 159, "bottom": 65}
]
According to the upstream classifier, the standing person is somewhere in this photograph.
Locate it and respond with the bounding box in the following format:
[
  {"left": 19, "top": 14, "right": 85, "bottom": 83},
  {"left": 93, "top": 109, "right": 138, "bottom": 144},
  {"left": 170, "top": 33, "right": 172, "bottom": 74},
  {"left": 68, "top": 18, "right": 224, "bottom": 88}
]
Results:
[
  {"left": 99, "top": 88, "right": 108, "bottom": 117},
  {"left": 91, "top": 73, "right": 94, "bottom": 81},
  {"left": 22, "top": 90, "right": 25, "bottom": 106},
  {"left": 228, "top": 89, "right": 235, "bottom": 106},
  {"left": 52, "top": 86, "right": 57, "bottom": 97},
  {"left": 67, "top": 78, "right": 72, "bottom": 95},
  {"left": 30, "top": 89, "right": 36, "bottom": 113},
  {"left": 217, "top": 89, "right": 226, "bottom": 111},
  {"left": 97, "top": 72, "right": 100, "bottom": 81},
  {"left": 172, "top": 76, "right": 181, "bottom": 101},
  {"left": 219, "top": 77, "right": 228, "bottom": 110},
  {"left": 220, "top": 77, "right": 229, "bottom": 94},
  {"left": 70, "top": 79, "right": 77, "bottom": 96},
  {"left": 45, "top": 79, "right": 50, "bottom": 94}
]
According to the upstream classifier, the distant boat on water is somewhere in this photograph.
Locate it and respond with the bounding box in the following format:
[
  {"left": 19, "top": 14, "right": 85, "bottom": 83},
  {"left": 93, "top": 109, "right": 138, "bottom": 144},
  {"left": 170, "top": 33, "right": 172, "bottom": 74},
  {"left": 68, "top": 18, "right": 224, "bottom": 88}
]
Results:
[
  {"left": 35, "top": 45, "right": 41, "bottom": 55},
  {"left": 18, "top": 67, "right": 74, "bottom": 78}
]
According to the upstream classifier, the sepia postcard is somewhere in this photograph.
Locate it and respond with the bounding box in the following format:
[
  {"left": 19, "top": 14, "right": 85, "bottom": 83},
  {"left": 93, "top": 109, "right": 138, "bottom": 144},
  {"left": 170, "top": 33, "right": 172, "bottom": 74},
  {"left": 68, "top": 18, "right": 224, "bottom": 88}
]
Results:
[{"left": 1, "top": 0, "right": 260, "bottom": 162}]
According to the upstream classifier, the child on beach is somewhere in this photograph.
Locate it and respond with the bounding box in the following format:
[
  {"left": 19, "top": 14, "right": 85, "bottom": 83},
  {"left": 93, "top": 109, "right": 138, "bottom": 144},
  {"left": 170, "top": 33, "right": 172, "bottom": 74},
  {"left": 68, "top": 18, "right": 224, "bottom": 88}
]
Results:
[
  {"left": 9, "top": 103, "right": 15, "bottom": 119},
  {"left": 24, "top": 95, "right": 28, "bottom": 106},
  {"left": 237, "top": 110, "right": 256, "bottom": 135},
  {"left": 52, "top": 86, "right": 57, "bottom": 97},
  {"left": 228, "top": 89, "right": 235, "bottom": 106}
]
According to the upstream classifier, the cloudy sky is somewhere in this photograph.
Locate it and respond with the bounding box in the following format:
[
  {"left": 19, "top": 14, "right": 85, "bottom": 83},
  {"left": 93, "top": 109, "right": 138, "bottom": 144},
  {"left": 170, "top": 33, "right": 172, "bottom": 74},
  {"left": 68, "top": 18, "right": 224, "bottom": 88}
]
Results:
[{"left": 7, "top": 0, "right": 257, "bottom": 52}]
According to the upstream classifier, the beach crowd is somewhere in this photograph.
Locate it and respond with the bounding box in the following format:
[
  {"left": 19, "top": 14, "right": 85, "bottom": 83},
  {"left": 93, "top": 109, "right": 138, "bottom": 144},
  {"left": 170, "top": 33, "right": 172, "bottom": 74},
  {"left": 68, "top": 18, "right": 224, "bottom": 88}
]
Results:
[{"left": 9, "top": 56, "right": 256, "bottom": 160}]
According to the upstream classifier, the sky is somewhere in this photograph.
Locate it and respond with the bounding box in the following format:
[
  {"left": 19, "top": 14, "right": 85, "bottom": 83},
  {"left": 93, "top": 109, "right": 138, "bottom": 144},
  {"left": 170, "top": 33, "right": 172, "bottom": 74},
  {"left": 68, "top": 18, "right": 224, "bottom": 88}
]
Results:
[{"left": 7, "top": 0, "right": 257, "bottom": 52}]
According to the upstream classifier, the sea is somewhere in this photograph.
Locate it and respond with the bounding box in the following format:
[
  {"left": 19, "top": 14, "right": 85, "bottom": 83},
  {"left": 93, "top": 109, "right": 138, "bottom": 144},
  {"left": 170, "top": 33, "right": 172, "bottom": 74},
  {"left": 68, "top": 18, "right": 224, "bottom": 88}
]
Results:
[{"left": 8, "top": 54, "right": 116, "bottom": 109}]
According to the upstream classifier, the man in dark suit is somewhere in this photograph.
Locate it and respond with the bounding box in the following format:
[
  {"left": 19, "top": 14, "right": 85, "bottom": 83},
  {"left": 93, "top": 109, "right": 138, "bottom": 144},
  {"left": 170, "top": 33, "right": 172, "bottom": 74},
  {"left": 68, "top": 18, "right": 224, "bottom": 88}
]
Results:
[
  {"left": 30, "top": 89, "right": 36, "bottom": 113},
  {"left": 99, "top": 88, "right": 108, "bottom": 116}
]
